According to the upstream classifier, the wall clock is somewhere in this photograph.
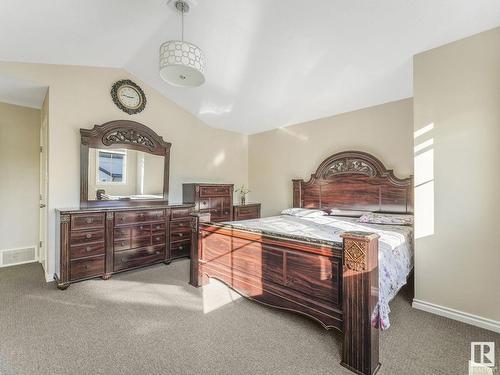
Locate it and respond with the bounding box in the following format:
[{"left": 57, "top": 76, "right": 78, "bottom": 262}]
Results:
[{"left": 111, "top": 79, "right": 147, "bottom": 115}]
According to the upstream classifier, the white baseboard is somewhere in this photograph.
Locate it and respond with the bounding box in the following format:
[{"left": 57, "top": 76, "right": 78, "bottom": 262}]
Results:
[
  {"left": 413, "top": 299, "right": 500, "bottom": 334},
  {"left": 44, "top": 271, "right": 53, "bottom": 283}
]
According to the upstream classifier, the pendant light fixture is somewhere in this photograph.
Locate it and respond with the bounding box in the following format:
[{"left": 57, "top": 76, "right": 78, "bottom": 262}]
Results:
[{"left": 159, "top": 0, "right": 206, "bottom": 87}]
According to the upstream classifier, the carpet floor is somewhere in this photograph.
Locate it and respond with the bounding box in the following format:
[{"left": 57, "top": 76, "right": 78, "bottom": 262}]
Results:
[{"left": 0, "top": 261, "right": 498, "bottom": 375}]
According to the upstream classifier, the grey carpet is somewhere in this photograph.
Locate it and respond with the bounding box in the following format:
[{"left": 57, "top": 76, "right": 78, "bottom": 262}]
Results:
[{"left": 0, "top": 261, "right": 498, "bottom": 375}]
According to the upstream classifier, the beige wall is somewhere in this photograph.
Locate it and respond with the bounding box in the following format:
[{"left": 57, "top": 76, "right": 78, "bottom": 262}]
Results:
[
  {"left": 413, "top": 27, "right": 500, "bottom": 323},
  {"left": 0, "top": 102, "right": 40, "bottom": 251},
  {"left": 0, "top": 62, "right": 248, "bottom": 278},
  {"left": 248, "top": 98, "right": 413, "bottom": 217}
]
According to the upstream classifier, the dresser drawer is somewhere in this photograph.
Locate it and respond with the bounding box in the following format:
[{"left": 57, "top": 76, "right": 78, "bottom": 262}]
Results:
[
  {"left": 151, "top": 222, "right": 166, "bottom": 232},
  {"left": 171, "top": 207, "right": 193, "bottom": 219},
  {"left": 114, "top": 245, "right": 165, "bottom": 272},
  {"left": 210, "top": 209, "right": 231, "bottom": 222},
  {"left": 115, "top": 210, "right": 165, "bottom": 226},
  {"left": 170, "top": 240, "right": 190, "bottom": 259},
  {"left": 212, "top": 208, "right": 231, "bottom": 217},
  {"left": 234, "top": 204, "right": 260, "bottom": 221},
  {"left": 170, "top": 219, "right": 191, "bottom": 231},
  {"left": 170, "top": 230, "right": 190, "bottom": 242},
  {"left": 199, "top": 186, "right": 231, "bottom": 197},
  {"left": 70, "top": 242, "right": 105, "bottom": 259},
  {"left": 131, "top": 236, "right": 151, "bottom": 249},
  {"left": 70, "top": 229, "right": 105, "bottom": 246},
  {"left": 70, "top": 256, "right": 104, "bottom": 280},
  {"left": 210, "top": 215, "right": 231, "bottom": 223},
  {"left": 236, "top": 206, "right": 258, "bottom": 216},
  {"left": 131, "top": 224, "right": 151, "bottom": 237},
  {"left": 71, "top": 213, "right": 105, "bottom": 231},
  {"left": 114, "top": 238, "right": 130, "bottom": 252},
  {"left": 199, "top": 197, "right": 232, "bottom": 211},
  {"left": 152, "top": 234, "right": 166, "bottom": 245},
  {"left": 114, "top": 227, "right": 131, "bottom": 240}
]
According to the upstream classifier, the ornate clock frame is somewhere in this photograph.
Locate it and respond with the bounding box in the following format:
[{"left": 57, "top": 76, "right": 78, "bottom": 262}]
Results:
[{"left": 110, "top": 79, "right": 147, "bottom": 115}]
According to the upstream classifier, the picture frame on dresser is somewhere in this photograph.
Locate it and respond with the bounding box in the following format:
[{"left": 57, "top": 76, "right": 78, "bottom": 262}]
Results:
[{"left": 54, "top": 120, "right": 196, "bottom": 289}]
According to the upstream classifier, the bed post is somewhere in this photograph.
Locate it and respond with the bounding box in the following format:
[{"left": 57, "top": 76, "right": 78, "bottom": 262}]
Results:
[
  {"left": 292, "top": 179, "right": 303, "bottom": 208},
  {"left": 340, "top": 231, "right": 380, "bottom": 375},
  {"left": 189, "top": 212, "right": 211, "bottom": 287}
]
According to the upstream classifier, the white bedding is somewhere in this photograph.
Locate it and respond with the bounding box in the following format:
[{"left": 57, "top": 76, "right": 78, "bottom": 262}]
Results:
[{"left": 227, "top": 214, "right": 413, "bottom": 330}]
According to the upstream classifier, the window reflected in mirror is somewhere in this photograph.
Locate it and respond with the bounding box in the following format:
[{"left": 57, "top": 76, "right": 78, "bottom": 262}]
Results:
[
  {"left": 97, "top": 149, "right": 126, "bottom": 183},
  {"left": 88, "top": 148, "right": 164, "bottom": 201}
]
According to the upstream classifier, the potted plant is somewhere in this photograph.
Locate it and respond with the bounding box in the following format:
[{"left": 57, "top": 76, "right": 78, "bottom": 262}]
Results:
[{"left": 235, "top": 185, "right": 250, "bottom": 205}]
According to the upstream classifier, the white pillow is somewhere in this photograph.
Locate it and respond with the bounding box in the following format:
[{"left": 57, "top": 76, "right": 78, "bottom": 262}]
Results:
[
  {"left": 330, "top": 209, "right": 369, "bottom": 217},
  {"left": 281, "top": 208, "right": 328, "bottom": 218},
  {"left": 358, "top": 213, "right": 414, "bottom": 226}
]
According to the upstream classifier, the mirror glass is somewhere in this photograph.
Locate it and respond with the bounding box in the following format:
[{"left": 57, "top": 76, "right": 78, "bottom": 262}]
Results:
[{"left": 87, "top": 148, "right": 164, "bottom": 201}]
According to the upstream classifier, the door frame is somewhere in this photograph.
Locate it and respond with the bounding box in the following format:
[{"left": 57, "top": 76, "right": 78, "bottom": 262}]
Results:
[{"left": 39, "top": 95, "right": 49, "bottom": 275}]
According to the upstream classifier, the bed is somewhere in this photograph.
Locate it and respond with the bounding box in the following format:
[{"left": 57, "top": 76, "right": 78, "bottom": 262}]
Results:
[{"left": 189, "top": 151, "right": 413, "bottom": 375}]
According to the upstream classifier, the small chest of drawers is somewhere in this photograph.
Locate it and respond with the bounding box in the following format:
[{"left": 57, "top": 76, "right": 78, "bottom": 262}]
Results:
[
  {"left": 55, "top": 205, "right": 194, "bottom": 289},
  {"left": 233, "top": 203, "right": 261, "bottom": 221},
  {"left": 183, "top": 183, "right": 234, "bottom": 222}
]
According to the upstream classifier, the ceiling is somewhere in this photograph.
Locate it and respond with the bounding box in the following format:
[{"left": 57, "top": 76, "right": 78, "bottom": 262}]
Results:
[{"left": 1, "top": 0, "right": 499, "bottom": 134}]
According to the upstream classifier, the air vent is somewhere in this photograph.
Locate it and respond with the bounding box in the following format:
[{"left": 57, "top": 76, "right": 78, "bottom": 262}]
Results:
[{"left": 1, "top": 247, "right": 36, "bottom": 267}]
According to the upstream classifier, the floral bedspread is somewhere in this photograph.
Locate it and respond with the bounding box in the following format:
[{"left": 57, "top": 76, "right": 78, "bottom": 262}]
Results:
[{"left": 227, "top": 215, "right": 413, "bottom": 330}]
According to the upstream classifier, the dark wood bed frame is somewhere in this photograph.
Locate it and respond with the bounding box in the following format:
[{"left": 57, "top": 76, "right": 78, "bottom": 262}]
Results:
[{"left": 189, "top": 151, "right": 413, "bottom": 375}]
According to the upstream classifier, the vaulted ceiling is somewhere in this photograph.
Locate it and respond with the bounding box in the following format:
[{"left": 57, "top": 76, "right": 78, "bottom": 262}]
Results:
[{"left": 1, "top": 0, "right": 499, "bottom": 133}]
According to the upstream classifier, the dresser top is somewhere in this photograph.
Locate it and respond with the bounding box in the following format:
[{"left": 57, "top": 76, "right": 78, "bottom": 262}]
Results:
[{"left": 56, "top": 203, "right": 194, "bottom": 215}]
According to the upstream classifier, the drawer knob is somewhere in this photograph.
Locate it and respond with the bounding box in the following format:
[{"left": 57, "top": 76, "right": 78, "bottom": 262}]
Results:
[
  {"left": 140, "top": 226, "right": 144, "bottom": 230},
  {"left": 121, "top": 257, "right": 127, "bottom": 263},
  {"left": 179, "top": 246, "right": 183, "bottom": 250},
  {"left": 179, "top": 223, "right": 184, "bottom": 227},
  {"left": 86, "top": 234, "right": 92, "bottom": 239},
  {"left": 156, "top": 226, "right": 160, "bottom": 229},
  {"left": 121, "top": 241, "right": 126, "bottom": 246},
  {"left": 86, "top": 247, "right": 91, "bottom": 252},
  {"left": 84, "top": 265, "right": 89, "bottom": 270},
  {"left": 156, "top": 237, "right": 160, "bottom": 241},
  {"left": 179, "top": 233, "right": 183, "bottom": 237},
  {"left": 155, "top": 251, "right": 160, "bottom": 255},
  {"left": 85, "top": 218, "right": 93, "bottom": 224}
]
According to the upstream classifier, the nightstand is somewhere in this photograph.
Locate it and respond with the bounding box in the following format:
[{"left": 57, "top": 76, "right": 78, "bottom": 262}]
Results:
[{"left": 233, "top": 203, "right": 261, "bottom": 221}]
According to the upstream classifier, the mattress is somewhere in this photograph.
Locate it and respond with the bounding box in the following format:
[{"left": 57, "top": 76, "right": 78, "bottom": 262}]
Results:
[{"left": 226, "top": 214, "right": 414, "bottom": 330}]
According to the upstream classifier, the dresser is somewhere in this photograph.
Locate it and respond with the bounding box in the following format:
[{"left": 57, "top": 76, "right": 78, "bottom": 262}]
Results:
[
  {"left": 182, "top": 184, "right": 233, "bottom": 222},
  {"left": 233, "top": 203, "right": 261, "bottom": 221},
  {"left": 55, "top": 205, "right": 195, "bottom": 289}
]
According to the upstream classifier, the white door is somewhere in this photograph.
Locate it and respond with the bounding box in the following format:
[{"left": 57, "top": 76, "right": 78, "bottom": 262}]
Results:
[{"left": 39, "top": 114, "right": 48, "bottom": 271}]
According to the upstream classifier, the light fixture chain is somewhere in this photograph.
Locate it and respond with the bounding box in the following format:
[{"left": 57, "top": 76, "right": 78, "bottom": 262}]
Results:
[{"left": 181, "top": 2, "right": 184, "bottom": 42}]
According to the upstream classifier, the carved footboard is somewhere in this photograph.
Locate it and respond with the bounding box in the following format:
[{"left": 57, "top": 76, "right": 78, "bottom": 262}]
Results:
[{"left": 190, "top": 222, "right": 380, "bottom": 375}]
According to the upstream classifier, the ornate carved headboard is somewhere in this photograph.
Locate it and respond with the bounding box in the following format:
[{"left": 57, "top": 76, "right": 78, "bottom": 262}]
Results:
[{"left": 292, "top": 151, "right": 413, "bottom": 213}]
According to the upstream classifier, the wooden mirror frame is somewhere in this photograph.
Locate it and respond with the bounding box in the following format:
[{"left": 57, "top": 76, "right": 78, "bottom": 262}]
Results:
[{"left": 80, "top": 120, "right": 171, "bottom": 208}]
